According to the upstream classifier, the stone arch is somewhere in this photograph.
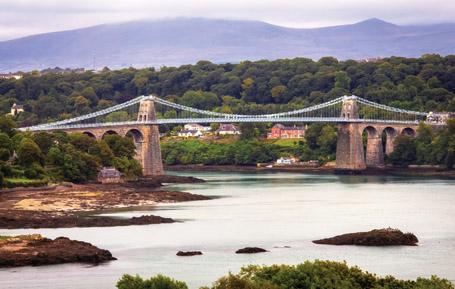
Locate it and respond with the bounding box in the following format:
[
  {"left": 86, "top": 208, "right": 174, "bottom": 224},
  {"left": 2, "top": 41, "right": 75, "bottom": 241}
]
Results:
[
  {"left": 401, "top": 127, "right": 416, "bottom": 137},
  {"left": 362, "top": 125, "right": 384, "bottom": 168},
  {"left": 101, "top": 130, "right": 119, "bottom": 139},
  {"left": 126, "top": 129, "right": 144, "bottom": 142},
  {"left": 82, "top": 131, "right": 97, "bottom": 139},
  {"left": 382, "top": 127, "right": 397, "bottom": 156},
  {"left": 363, "top": 126, "right": 379, "bottom": 138},
  {"left": 125, "top": 128, "right": 144, "bottom": 163}
]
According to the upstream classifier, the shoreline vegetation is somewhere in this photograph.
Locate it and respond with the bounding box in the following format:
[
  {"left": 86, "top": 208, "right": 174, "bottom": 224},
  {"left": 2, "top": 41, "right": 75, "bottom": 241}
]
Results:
[{"left": 116, "top": 260, "right": 454, "bottom": 289}]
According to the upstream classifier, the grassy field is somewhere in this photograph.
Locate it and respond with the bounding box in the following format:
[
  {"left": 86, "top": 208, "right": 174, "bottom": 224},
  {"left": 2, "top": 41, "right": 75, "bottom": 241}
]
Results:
[
  {"left": 267, "top": 138, "right": 304, "bottom": 147},
  {"left": 3, "top": 178, "right": 49, "bottom": 188},
  {"left": 5, "top": 178, "right": 43, "bottom": 184}
]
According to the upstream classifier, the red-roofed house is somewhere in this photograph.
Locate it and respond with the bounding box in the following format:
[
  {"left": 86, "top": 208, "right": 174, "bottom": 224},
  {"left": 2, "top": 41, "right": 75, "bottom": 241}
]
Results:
[{"left": 267, "top": 124, "right": 305, "bottom": 139}]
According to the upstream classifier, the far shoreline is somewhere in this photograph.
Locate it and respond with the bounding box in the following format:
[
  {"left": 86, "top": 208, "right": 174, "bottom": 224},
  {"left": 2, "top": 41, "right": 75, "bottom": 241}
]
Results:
[{"left": 166, "top": 164, "right": 455, "bottom": 179}]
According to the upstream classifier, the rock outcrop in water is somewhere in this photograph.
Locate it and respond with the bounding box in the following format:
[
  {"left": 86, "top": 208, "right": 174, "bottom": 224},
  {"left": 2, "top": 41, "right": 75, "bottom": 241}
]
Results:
[
  {"left": 313, "top": 228, "right": 418, "bottom": 246},
  {"left": 176, "top": 251, "right": 203, "bottom": 256},
  {"left": 0, "top": 211, "right": 175, "bottom": 229},
  {"left": 0, "top": 234, "right": 116, "bottom": 267},
  {"left": 235, "top": 247, "right": 268, "bottom": 254}
]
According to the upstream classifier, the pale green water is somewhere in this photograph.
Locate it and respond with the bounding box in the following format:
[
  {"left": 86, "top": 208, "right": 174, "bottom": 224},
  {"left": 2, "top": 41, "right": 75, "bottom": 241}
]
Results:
[{"left": 0, "top": 171, "right": 454, "bottom": 289}]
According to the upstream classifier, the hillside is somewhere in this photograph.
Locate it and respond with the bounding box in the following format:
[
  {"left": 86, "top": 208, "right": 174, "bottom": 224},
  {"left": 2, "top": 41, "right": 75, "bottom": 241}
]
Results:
[{"left": 0, "top": 18, "right": 454, "bottom": 72}]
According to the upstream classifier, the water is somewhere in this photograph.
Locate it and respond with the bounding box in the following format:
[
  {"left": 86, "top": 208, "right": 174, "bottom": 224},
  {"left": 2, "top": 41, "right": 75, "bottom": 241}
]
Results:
[{"left": 1, "top": 172, "right": 455, "bottom": 289}]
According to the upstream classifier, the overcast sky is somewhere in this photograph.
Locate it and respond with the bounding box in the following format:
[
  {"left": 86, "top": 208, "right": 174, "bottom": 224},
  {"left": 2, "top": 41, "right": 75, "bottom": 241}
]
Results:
[{"left": 1, "top": 0, "right": 454, "bottom": 41}]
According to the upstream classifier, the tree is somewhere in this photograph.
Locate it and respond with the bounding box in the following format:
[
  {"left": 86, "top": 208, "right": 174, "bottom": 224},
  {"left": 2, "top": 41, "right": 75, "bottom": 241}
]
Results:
[
  {"left": 317, "top": 125, "right": 337, "bottom": 156},
  {"left": 334, "top": 71, "right": 351, "bottom": 90},
  {"left": 105, "top": 111, "right": 130, "bottom": 122},
  {"left": 17, "top": 138, "right": 44, "bottom": 166},
  {"left": 0, "top": 132, "right": 12, "bottom": 161},
  {"left": 112, "top": 156, "right": 142, "bottom": 178},
  {"left": 239, "top": 123, "right": 258, "bottom": 139},
  {"left": 415, "top": 122, "right": 434, "bottom": 164},
  {"left": 0, "top": 115, "right": 16, "bottom": 136},
  {"left": 271, "top": 85, "right": 287, "bottom": 103},
  {"left": 32, "top": 132, "right": 56, "bottom": 154},
  {"left": 305, "top": 124, "right": 324, "bottom": 150},
  {"left": 388, "top": 135, "right": 417, "bottom": 166},
  {"left": 180, "top": 90, "right": 219, "bottom": 110},
  {"left": 117, "top": 274, "right": 188, "bottom": 289},
  {"left": 59, "top": 144, "right": 100, "bottom": 182},
  {"left": 74, "top": 95, "right": 91, "bottom": 113},
  {"left": 104, "top": 134, "right": 136, "bottom": 158},
  {"left": 81, "top": 87, "right": 98, "bottom": 105},
  {"left": 69, "top": 133, "right": 98, "bottom": 153},
  {"left": 89, "top": 140, "right": 115, "bottom": 166}
]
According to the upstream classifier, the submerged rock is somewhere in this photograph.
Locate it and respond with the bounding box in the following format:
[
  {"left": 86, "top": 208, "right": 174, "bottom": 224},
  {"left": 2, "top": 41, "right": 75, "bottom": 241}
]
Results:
[
  {"left": 235, "top": 247, "right": 268, "bottom": 254},
  {"left": 176, "top": 251, "right": 203, "bottom": 256},
  {"left": 313, "top": 228, "right": 418, "bottom": 246},
  {"left": 0, "top": 234, "right": 116, "bottom": 267}
]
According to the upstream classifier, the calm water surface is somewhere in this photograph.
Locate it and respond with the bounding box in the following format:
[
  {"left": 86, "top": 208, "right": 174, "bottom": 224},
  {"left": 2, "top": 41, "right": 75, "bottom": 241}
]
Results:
[{"left": 1, "top": 171, "right": 454, "bottom": 289}]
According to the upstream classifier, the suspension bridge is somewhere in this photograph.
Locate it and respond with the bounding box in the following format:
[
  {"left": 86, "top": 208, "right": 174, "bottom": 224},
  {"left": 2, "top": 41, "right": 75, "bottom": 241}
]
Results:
[{"left": 20, "top": 95, "right": 449, "bottom": 175}]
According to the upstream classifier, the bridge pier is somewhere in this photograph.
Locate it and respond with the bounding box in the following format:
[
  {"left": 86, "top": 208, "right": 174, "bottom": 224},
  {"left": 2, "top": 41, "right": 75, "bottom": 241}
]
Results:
[
  {"left": 365, "top": 132, "right": 384, "bottom": 168},
  {"left": 335, "top": 97, "right": 366, "bottom": 171},
  {"left": 335, "top": 123, "right": 366, "bottom": 171},
  {"left": 137, "top": 100, "right": 164, "bottom": 176}
]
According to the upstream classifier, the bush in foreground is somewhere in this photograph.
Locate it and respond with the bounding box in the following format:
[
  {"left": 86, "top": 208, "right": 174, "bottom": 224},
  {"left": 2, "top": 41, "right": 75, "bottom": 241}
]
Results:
[
  {"left": 117, "top": 274, "right": 188, "bottom": 289},
  {"left": 117, "top": 260, "right": 454, "bottom": 289}
]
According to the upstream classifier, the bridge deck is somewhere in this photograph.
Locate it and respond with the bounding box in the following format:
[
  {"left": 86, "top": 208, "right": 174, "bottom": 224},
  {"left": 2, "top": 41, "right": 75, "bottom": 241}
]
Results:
[{"left": 19, "top": 117, "right": 431, "bottom": 131}]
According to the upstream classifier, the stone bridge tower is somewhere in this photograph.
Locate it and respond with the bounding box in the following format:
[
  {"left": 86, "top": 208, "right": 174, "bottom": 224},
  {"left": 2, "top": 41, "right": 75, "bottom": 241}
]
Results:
[
  {"left": 335, "top": 96, "right": 366, "bottom": 171},
  {"left": 137, "top": 99, "right": 164, "bottom": 176}
]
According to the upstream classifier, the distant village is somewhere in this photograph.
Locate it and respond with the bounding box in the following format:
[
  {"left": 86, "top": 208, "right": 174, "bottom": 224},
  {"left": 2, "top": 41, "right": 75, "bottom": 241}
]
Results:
[
  {"left": 174, "top": 123, "right": 312, "bottom": 168},
  {"left": 176, "top": 123, "right": 306, "bottom": 140}
]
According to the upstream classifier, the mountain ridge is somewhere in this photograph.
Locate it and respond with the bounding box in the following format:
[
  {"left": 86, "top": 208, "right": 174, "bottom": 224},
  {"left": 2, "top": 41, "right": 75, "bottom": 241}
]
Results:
[{"left": 0, "top": 17, "right": 454, "bottom": 72}]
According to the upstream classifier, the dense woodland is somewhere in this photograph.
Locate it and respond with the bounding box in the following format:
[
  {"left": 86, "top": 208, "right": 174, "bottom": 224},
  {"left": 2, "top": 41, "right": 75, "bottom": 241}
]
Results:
[
  {"left": 1, "top": 54, "right": 455, "bottom": 127},
  {"left": 0, "top": 116, "right": 141, "bottom": 187}
]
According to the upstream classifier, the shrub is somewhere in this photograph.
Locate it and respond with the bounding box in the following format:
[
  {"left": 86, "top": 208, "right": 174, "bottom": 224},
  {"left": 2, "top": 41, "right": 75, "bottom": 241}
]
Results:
[
  {"left": 117, "top": 274, "right": 188, "bottom": 289},
  {"left": 119, "top": 261, "right": 454, "bottom": 289}
]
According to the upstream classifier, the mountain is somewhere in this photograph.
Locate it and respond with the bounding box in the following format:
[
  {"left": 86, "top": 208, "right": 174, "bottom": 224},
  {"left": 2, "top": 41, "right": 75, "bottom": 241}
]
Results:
[{"left": 0, "top": 18, "right": 454, "bottom": 72}]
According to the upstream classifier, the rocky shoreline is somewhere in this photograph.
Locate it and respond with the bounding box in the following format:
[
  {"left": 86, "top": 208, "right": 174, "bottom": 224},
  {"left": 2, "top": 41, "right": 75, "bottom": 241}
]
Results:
[
  {"left": 0, "top": 210, "right": 175, "bottom": 229},
  {"left": 0, "top": 175, "right": 208, "bottom": 229},
  {"left": 0, "top": 234, "right": 115, "bottom": 267},
  {"left": 313, "top": 228, "right": 419, "bottom": 246}
]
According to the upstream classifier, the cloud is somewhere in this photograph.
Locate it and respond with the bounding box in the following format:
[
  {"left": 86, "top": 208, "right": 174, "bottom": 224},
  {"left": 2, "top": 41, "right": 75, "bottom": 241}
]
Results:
[{"left": 1, "top": 0, "right": 454, "bottom": 40}]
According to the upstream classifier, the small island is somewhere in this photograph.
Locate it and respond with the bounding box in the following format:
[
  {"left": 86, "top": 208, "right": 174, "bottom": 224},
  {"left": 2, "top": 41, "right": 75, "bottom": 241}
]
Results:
[
  {"left": 0, "top": 234, "right": 116, "bottom": 267},
  {"left": 235, "top": 247, "right": 268, "bottom": 254},
  {"left": 313, "top": 228, "right": 419, "bottom": 246},
  {"left": 176, "top": 251, "right": 203, "bottom": 256}
]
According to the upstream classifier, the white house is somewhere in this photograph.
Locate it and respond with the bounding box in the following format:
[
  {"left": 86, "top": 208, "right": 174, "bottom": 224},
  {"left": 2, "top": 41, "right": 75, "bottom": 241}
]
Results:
[
  {"left": 178, "top": 129, "right": 203, "bottom": 138},
  {"left": 216, "top": 124, "right": 241, "bottom": 135},
  {"left": 183, "top": 123, "right": 211, "bottom": 132},
  {"left": 9, "top": 103, "right": 24, "bottom": 116},
  {"left": 276, "top": 157, "right": 298, "bottom": 165}
]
